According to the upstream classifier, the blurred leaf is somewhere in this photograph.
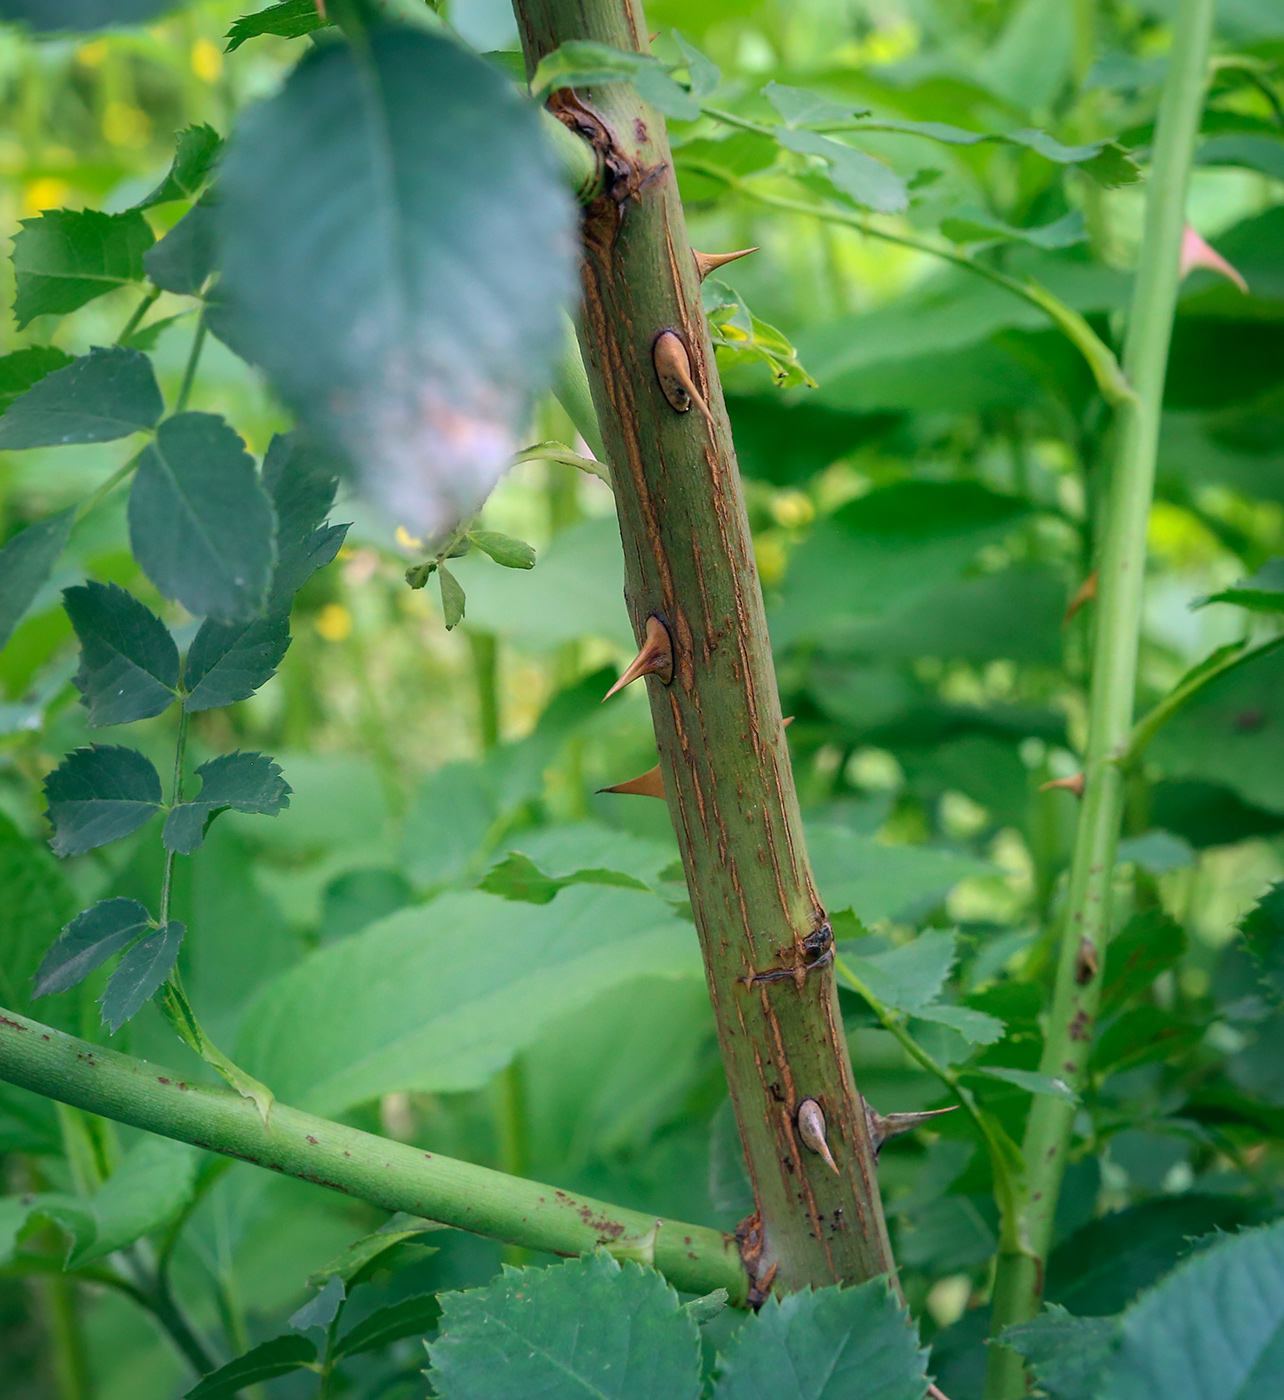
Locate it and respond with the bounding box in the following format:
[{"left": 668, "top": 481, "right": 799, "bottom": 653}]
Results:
[
  {"left": 64, "top": 581, "right": 178, "bottom": 727},
  {"left": 762, "top": 81, "right": 869, "bottom": 127},
  {"left": 12, "top": 209, "right": 153, "bottom": 328},
  {"left": 1238, "top": 882, "right": 1284, "bottom": 1004},
  {"left": 1102, "top": 910, "right": 1187, "bottom": 1015},
  {"left": 308, "top": 1215, "right": 441, "bottom": 1290},
  {"left": 685, "top": 1289, "right": 729, "bottom": 1324},
  {"left": 100, "top": 919, "right": 183, "bottom": 1032},
  {"left": 269, "top": 523, "right": 346, "bottom": 609},
  {"left": 469, "top": 529, "right": 535, "bottom": 570},
  {"left": 43, "top": 745, "right": 163, "bottom": 856},
  {"left": 0, "top": 345, "right": 73, "bottom": 411},
  {"left": 479, "top": 850, "right": 649, "bottom": 903},
  {"left": 128, "top": 413, "right": 277, "bottom": 624},
  {"left": 320, "top": 868, "right": 412, "bottom": 942},
  {"left": 163, "top": 752, "right": 290, "bottom": 855},
  {"left": 0, "top": 814, "right": 75, "bottom": 1014},
  {"left": 530, "top": 40, "right": 701, "bottom": 120},
  {"left": 33, "top": 897, "right": 151, "bottom": 998},
  {"left": 940, "top": 208, "right": 1086, "bottom": 249},
  {"left": 135, "top": 123, "right": 222, "bottom": 208},
  {"left": 704, "top": 279, "right": 816, "bottom": 388},
  {"left": 1196, "top": 557, "right": 1284, "bottom": 614},
  {"left": 977, "top": 1067, "right": 1077, "bottom": 1100},
  {"left": 334, "top": 1292, "right": 442, "bottom": 1358},
  {"left": 713, "top": 1278, "right": 928, "bottom": 1400},
  {"left": 775, "top": 127, "right": 909, "bottom": 214},
  {"left": 0, "top": 346, "right": 160, "bottom": 449},
  {"left": 808, "top": 824, "right": 990, "bottom": 924},
  {"left": 913, "top": 1002, "right": 1006, "bottom": 1045},
  {"left": 976, "top": 0, "right": 1073, "bottom": 111},
  {"left": 1094, "top": 1007, "right": 1201, "bottom": 1079},
  {"left": 0, "top": 1192, "right": 97, "bottom": 1266},
  {"left": 214, "top": 28, "right": 576, "bottom": 539},
  {"left": 186, "top": 1335, "right": 317, "bottom": 1400},
  {"left": 672, "top": 32, "right": 719, "bottom": 100},
  {"left": 75, "top": 1136, "right": 197, "bottom": 1263},
  {"left": 288, "top": 1275, "right": 345, "bottom": 1331},
  {"left": 897, "top": 1194, "right": 998, "bottom": 1271},
  {"left": 1195, "top": 133, "right": 1284, "bottom": 181},
  {"left": 0, "top": 510, "right": 75, "bottom": 652},
  {"left": 1002, "top": 1306, "right": 1117, "bottom": 1400},
  {"left": 236, "top": 885, "right": 700, "bottom": 1115},
  {"left": 429, "top": 1252, "right": 701, "bottom": 1400},
  {"left": 144, "top": 197, "right": 218, "bottom": 296},
  {"left": 1097, "top": 1218, "right": 1284, "bottom": 1400},
  {"left": 1115, "top": 829, "right": 1195, "bottom": 874},
  {"left": 224, "top": 0, "right": 328, "bottom": 52},
  {"left": 845, "top": 930, "right": 957, "bottom": 1013},
  {"left": 438, "top": 563, "right": 466, "bottom": 629},
  {"left": 182, "top": 612, "right": 291, "bottom": 713}
]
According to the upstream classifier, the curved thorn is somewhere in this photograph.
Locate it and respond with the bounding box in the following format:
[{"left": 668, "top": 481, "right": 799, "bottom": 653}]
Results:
[
  {"left": 796, "top": 1099, "right": 840, "bottom": 1174},
  {"left": 598, "top": 763, "right": 666, "bottom": 799},
  {"left": 603, "top": 616, "right": 673, "bottom": 700},
  {"left": 865, "top": 1101, "right": 957, "bottom": 1154},
  {"left": 693, "top": 246, "right": 760, "bottom": 281},
  {"left": 1064, "top": 570, "right": 1098, "bottom": 625},
  {"left": 1040, "top": 773, "right": 1085, "bottom": 797}
]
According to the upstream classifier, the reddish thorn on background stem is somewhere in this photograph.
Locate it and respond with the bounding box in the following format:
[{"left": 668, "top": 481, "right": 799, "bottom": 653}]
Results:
[
  {"left": 1064, "top": 571, "right": 1098, "bottom": 624},
  {"left": 603, "top": 616, "right": 673, "bottom": 700},
  {"left": 693, "top": 247, "right": 760, "bottom": 281},
  {"left": 1040, "top": 773, "right": 1085, "bottom": 797},
  {"left": 1179, "top": 224, "right": 1249, "bottom": 294}
]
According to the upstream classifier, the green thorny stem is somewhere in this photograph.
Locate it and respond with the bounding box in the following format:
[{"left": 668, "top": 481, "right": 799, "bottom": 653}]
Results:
[
  {"left": 513, "top": 0, "right": 896, "bottom": 1297},
  {"left": 984, "top": 2, "right": 1217, "bottom": 1394},
  {"left": 0, "top": 1008, "right": 748, "bottom": 1302}
]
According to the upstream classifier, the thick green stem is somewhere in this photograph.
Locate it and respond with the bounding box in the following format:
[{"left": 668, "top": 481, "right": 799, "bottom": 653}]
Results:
[
  {"left": 0, "top": 1007, "right": 747, "bottom": 1301},
  {"left": 984, "top": 3, "right": 1216, "bottom": 1393},
  {"left": 512, "top": 0, "right": 895, "bottom": 1294}
]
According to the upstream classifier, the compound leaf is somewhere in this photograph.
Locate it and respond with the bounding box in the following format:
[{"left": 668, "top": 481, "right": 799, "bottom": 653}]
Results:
[
  {"left": 162, "top": 751, "right": 290, "bottom": 854},
  {"left": 44, "top": 745, "right": 163, "bottom": 856},
  {"left": 32, "top": 897, "right": 152, "bottom": 998},
  {"left": 64, "top": 581, "right": 179, "bottom": 727}
]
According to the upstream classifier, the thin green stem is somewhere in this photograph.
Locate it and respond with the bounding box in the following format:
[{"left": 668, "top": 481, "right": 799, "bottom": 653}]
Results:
[
  {"left": 35, "top": 1273, "right": 92, "bottom": 1400},
  {"left": 115, "top": 285, "right": 161, "bottom": 346},
  {"left": 173, "top": 310, "right": 208, "bottom": 415},
  {"left": 469, "top": 631, "right": 501, "bottom": 752},
  {"left": 75, "top": 453, "right": 141, "bottom": 524},
  {"left": 984, "top": 2, "right": 1217, "bottom": 1392},
  {"left": 118, "top": 1245, "right": 218, "bottom": 1378},
  {"left": 0, "top": 1006, "right": 748, "bottom": 1302}
]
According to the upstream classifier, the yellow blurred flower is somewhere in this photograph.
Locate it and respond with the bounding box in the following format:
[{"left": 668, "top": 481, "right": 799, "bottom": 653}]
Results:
[
  {"left": 754, "top": 534, "right": 788, "bottom": 586},
  {"left": 76, "top": 39, "right": 109, "bottom": 67},
  {"left": 22, "top": 177, "right": 71, "bottom": 216},
  {"left": 191, "top": 38, "right": 223, "bottom": 84},
  {"left": 103, "top": 102, "right": 152, "bottom": 148},
  {"left": 394, "top": 524, "right": 423, "bottom": 551},
  {"left": 770, "top": 490, "right": 815, "bottom": 529},
  {"left": 315, "top": 603, "right": 352, "bottom": 642}
]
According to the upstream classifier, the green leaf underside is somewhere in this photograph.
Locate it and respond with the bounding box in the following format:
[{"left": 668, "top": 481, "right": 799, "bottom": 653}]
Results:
[
  {"left": 0, "top": 346, "right": 74, "bottom": 412},
  {"left": 224, "top": 0, "right": 330, "bottom": 53},
  {"left": 135, "top": 123, "right": 222, "bottom": 208},
  {"left": 213, "top": 28, "right": 576, "bottom": 540},
  {"left": 469, "top": 529, "right": 536, "bottom": 569},
  {"left": 12, "top": 209, "right": 153, "bottom": 328},
  {"left": 163, "top": 751, "right": 290, "bottom": 854},
  {"left": 775, "top": 127, "right": 909, "bottom": 214},
  {"left": 978, "top": 1066, "right": 1078, "bottom": 1101},
  {"left": 0, "top": 509, "right": 75, "bottom": 653},
  {"left": 0, "top": 347, "right": 162, "bottom": 449},
  {"left": 33, "top": 897, "right": 152, "bottom": 999},
  {"left": 530, "top": 40, "right": 702, "bottom": 120},
  {"left": 335, "top": 1293, "right": 442, "bottom": 1358},
  {"left": 100, "top": 919, "right": 183, "bottom": 1032},
  {"left": 128, "top": 412, "right": 276, "bottom": 623},
  {"left": 44, "top": 745, "right": 163, "bottom": 856},
  {"left": 439, "top": 564, "right": 466, "bottom": 629},
  {"left": 713, "top": 1278, "right": 928, "bottom": 1400},
  {"left": 428, "top": 1252, "right": 702, "bottom": 1400},
  {"left": 64, "top": 581, "right": 179, "bottom": 728},
  {"left": 186, "top": 1334, "right": 317, "bottom": 1400}
]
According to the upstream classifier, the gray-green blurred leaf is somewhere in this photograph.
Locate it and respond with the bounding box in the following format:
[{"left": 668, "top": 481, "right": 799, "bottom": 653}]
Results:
[
  {"left": 75, "top": 1136, "right": 197, "bottom": 1263},
  {"left": 1002, "top": 1306, "right": 1118, "bottom": 1400},
  {"left": 438, "top": 563, "right": 465, "bottom": 629},
  {"left": 144, "top": 197, "right": 217, "bottom": 296},
  {"left": 978, "top": 1066, "right": 1077, "bottom": 1100},
  {"left": 289, "top": 1275, "right": 345, "bottom": 1332},
  {"left": 775, "top": 127, "right": 909, "bottom": 214},
  {"left": 0, "top": 510, "right": 74, "bottom": 652}
]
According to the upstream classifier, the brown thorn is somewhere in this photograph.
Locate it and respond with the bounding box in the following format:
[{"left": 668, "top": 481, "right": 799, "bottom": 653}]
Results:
[
  {"left": 598, "top": 763, "right": 666, "bottom": 800},
  {"left": 653, "top": 330, "right": 717, "bottom": 434},
  {"left": 927, "top": 1385, "right": 953, "bottom": 1400},
  {"left": 693, "top": 246, "right": 760, "bottom": 281},
  {"left": 865, "top": 1102, "right": 957, "bottom": 1155},
  {"left": 603, "top": 616, "right": 673, "bottom": 701},
  {"left": 796, "top": 1099, "right": 840, "bottom": 1174},
  {"left": 1064, "top": 570, "right": 1098, "bottom": 625},
  {"left": 1040, "top": 772, "right": 1085, "bottom": 797}
]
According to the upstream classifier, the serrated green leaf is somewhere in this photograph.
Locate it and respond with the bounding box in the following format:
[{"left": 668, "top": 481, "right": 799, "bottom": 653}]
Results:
[
  {"left": 1002, "top": 1305, "right": 1118, "bottom": 1400},
  {"left": 163, "top": 752, "right": 290, "bottom": 855},
  {"left": 186, "top": 1334, "right": 317, "bottom": 1400},
  {"left": 775, "top": 127, "right": 908, "bottom": 214},
  {"left": 33, "top": 897, "right": 152, "bottom": 999},
  {"left": 182, "top": 612, "right": 291, "bottom": 713},
  {"left": 478, "top": 850, "right": 649, "bottom": 904},
  {"left": 469, "top": 530, "right": 536, "bottom": 570},
  {"left": 64, "top": 581, "right": 179, "bottom": 727},
  {"left": 224, "top": 0, "right": 329, "bottom": 53},
  {"left": 438, "top": 563, "right": 465, "bottom": 630},
  {"left": 143, "top": 197, "right": 217, "bottom": 296},
  {"left": 43, "top": 745, "right": 163, "bottom": 856},
  {"left": 288, "top": 1275, "right": 345, "bottom": 1332},
  {"left": 262, "top": 432, "right": 339, "bottom": 545},
  {"left": 135, "top": 123, "right": 222, "bottom": 209},
  {"left": 0, "top": 346, "right": 73, "bottom": 411},
  {"left": 429, "top": 1252, "right": 701, "bottom": 1400},
  {"left": 713, "top": 1278, "right": 928, "bottom": 1400},
  {"left": 912, "top": 1001, "right": 1005, "bottom": 1044},
  {"left": 12, "top": 208, "right": 153, "bottom": 328},
  {"left": 334, "top": 1292, "right": 442, "bottom": 1358},
  {"left": 128, "top": 412, "right": 276, "bottom": 623},
  {"left": 1240, "top": 881, "right": 1284, "bottom": 1004},
  {"left": 978, "top": 1066, "right": 1078, "bottom": 1101},
  {"left": 1099, "top": 1219, "right": 1284, "bottom": 1400},
  {"left": 684, "top": 1289, "right": 729, "bottom": 1324},
  {"left": 0, "top": 347, "right": 162, "bottom": 449},
  {"left": 269, "top": 523, "right": 347, "bottom": 610},
  {"left": 213, "top": 28, "right": 576, "bottom": 540},
  {"left": 100, "top": 919, "right": 183, "bottom": 1032},
  {"left": 844, "top": 930, "right": 958, "bottom": 1013},
  {"left": 531, "top": 39, "right": 701, "bottom": 120},
  {"left": 0, "top": 509, "right": 74, "bottom": 652}
]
